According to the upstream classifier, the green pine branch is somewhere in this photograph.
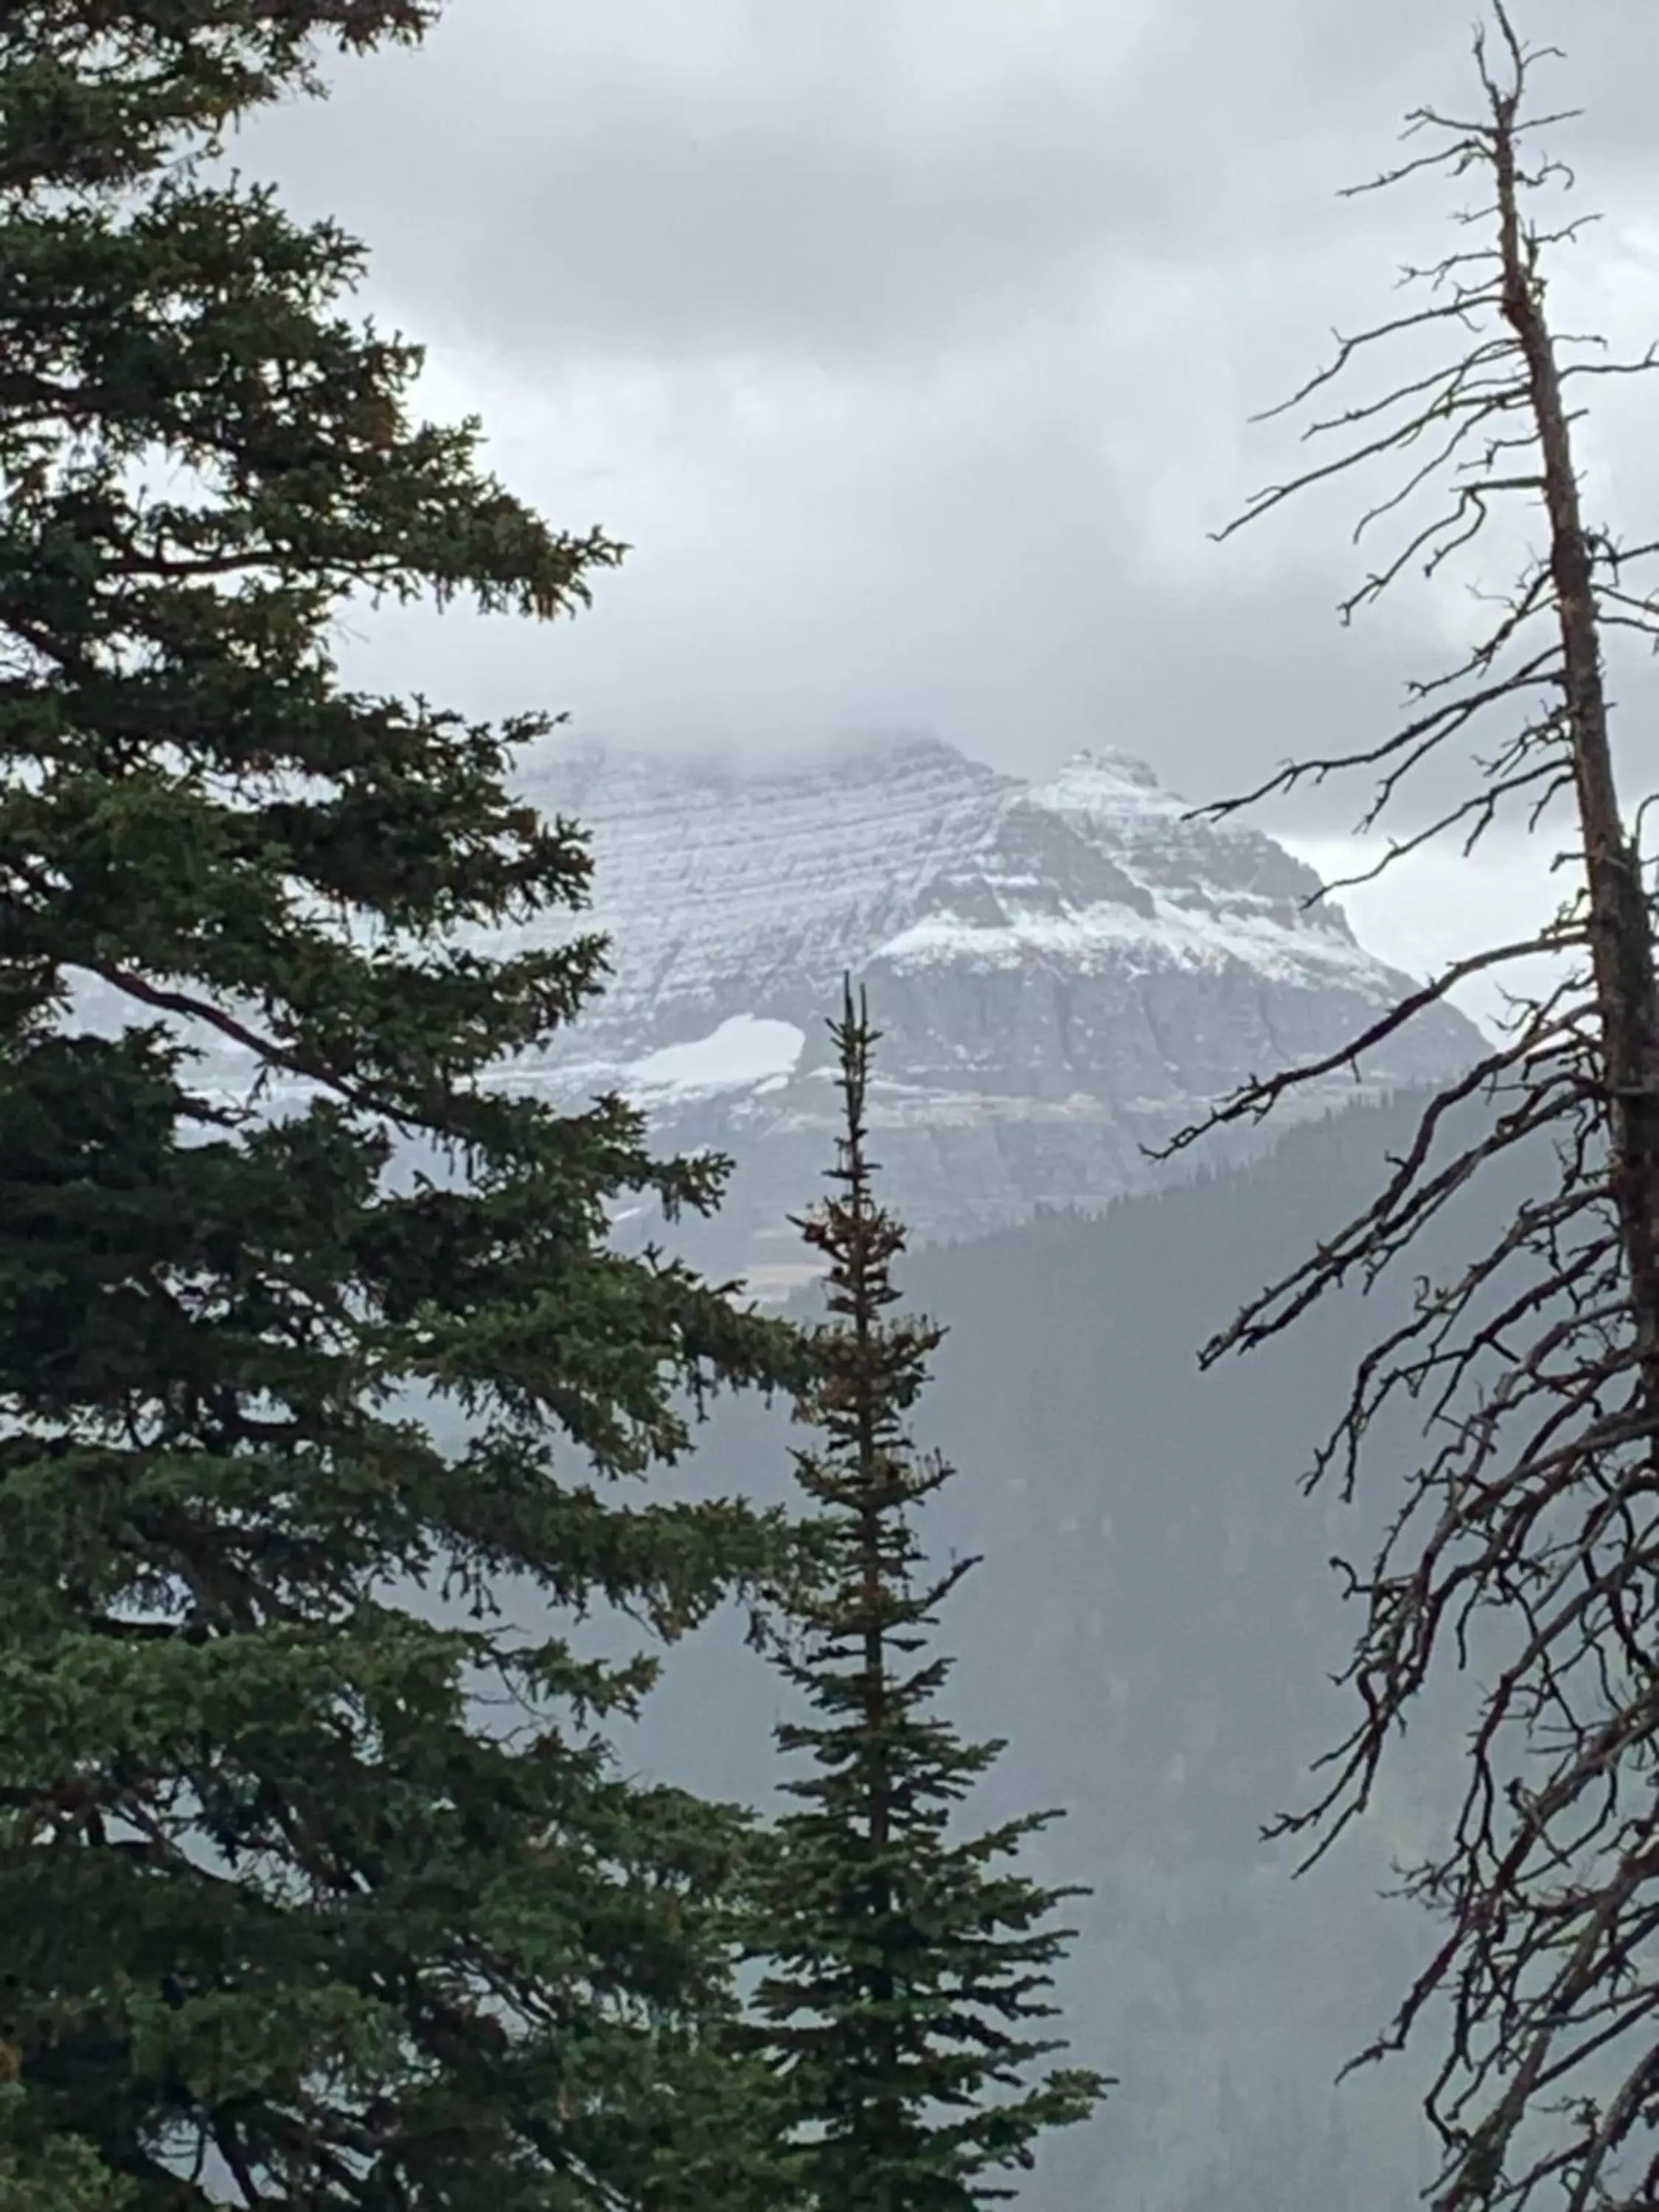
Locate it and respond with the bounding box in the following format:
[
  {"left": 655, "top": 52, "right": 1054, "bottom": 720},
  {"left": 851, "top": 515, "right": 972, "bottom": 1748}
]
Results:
[{"left": 0, "top": 8, "right": 799, "bottom": 2205}]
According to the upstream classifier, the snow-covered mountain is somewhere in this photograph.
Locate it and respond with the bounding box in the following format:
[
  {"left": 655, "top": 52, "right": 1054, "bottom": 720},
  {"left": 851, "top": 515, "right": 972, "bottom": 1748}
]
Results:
[{"left": 481, "top": 734, "right": 1478, "bottom": 1290}]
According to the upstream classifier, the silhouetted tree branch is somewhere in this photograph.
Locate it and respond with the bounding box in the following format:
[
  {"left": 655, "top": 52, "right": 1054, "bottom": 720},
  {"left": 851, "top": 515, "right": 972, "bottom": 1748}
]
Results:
[{"left": 1166, "top": 9, "right": 1659, "bottom": 2206}]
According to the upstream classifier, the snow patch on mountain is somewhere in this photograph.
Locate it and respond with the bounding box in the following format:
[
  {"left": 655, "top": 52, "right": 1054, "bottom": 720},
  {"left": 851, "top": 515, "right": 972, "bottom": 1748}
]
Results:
[{"left": 627, "top": 1015, "right": 805, "bottom": 1101}]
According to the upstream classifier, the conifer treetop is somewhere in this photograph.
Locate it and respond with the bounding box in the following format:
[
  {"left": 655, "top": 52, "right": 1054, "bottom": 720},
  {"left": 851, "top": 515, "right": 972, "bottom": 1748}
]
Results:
[{"left": 750, "top": 983, "right": 1108, "bottom": 2212}]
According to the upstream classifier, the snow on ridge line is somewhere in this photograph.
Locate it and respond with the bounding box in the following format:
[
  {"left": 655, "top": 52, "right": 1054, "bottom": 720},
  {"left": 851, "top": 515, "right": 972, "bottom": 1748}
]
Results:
[{"left": 878, "top": 898, "right": 1390, "bottom": 981}]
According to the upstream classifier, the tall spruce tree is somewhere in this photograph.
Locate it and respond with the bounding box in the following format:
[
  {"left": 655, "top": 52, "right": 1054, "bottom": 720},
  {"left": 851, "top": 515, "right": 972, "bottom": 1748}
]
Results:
[
  {"left": 0, "top": 6, "right": 793, "bottom": 2205},
  {"left": 748, "top": 988, "right": 1107, "bottom": 2212}
]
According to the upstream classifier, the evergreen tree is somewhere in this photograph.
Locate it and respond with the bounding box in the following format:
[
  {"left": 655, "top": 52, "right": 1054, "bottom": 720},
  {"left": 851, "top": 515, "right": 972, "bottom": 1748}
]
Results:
[
  {"left": 748, "top": 988, "right": 1107, "bottom": 2211},
  {"left": 0, "top": 6, "right": 792, "bottom": 2204}
]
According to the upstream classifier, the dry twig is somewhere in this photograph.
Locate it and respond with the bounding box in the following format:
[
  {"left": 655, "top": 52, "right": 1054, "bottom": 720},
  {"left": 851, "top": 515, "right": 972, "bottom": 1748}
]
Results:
[{"left": 1168, "top": 10, "right": 1659, "bottom": 2205}]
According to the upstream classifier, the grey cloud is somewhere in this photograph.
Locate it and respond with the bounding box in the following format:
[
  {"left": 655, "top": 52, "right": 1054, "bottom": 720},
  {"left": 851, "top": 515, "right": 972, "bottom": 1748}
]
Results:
[
  {"left": 237, "top": 0, "right": 1659, "bottom": 858},
  {"left": 247, "top": 0, "right": 1659, "bottom": 369}
]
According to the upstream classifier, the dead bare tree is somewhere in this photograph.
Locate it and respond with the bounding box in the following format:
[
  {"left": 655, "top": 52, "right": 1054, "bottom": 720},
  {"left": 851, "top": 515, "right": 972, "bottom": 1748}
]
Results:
[{"left": 1164, "top": 8, "right": 1659, "bottom": 2206}]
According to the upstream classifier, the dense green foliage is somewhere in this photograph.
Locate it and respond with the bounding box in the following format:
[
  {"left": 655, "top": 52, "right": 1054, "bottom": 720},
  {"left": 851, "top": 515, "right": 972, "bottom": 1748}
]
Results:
[
  {"left": 0, "top": 6, "right": 793, "bottom": 2205},
  {"left": 748, "top": 993, "right": 1106, "bottom": 2210}
]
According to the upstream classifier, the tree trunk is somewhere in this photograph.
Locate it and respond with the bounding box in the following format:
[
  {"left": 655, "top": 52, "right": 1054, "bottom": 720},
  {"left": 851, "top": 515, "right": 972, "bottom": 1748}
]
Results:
[{"left": 1494, "top": 101, "right": 1659, "bottom": 1396}]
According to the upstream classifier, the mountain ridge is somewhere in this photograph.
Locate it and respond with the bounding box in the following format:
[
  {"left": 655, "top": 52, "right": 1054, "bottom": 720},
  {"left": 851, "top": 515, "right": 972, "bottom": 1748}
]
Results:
[{"left": 494, "top": 732, "right": 1480, "bottom": 1281}]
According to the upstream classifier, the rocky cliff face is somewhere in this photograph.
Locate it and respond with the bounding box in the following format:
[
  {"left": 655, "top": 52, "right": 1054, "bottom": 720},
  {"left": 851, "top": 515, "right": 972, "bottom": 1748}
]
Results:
[{"left": 483, "top": 734, "right": 1480, "bottom": 1288}]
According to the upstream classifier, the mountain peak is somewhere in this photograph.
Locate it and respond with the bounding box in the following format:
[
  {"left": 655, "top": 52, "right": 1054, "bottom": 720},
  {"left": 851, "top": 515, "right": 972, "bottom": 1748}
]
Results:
[
  {"left": 1037, "top": 747, "right": 1179, "bottom": 817},
  {"left": 486, "top": 732, "right": 1481, "bottom": 1275},
  {"left": 1057, "top": 745, "right": 1165, "bottom": 792}
]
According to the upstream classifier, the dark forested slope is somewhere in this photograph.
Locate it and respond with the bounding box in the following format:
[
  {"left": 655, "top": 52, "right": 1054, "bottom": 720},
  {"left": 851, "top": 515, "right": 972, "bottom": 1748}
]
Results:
[{"left": 608, "top": 1089, "right": 1537, "bottom": 2211}]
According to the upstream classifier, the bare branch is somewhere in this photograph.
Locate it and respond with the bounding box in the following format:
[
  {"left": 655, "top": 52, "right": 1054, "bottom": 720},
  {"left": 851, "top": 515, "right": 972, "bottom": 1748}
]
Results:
[{"left": 1179, "top": 8, "right": 1659, "bottom": 2201}]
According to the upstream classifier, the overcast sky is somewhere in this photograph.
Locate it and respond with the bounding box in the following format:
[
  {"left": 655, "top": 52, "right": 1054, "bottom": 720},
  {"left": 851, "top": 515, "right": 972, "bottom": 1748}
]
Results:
[{"left": 237, "top": 0, "right": 1659, "bottom": 1004}]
